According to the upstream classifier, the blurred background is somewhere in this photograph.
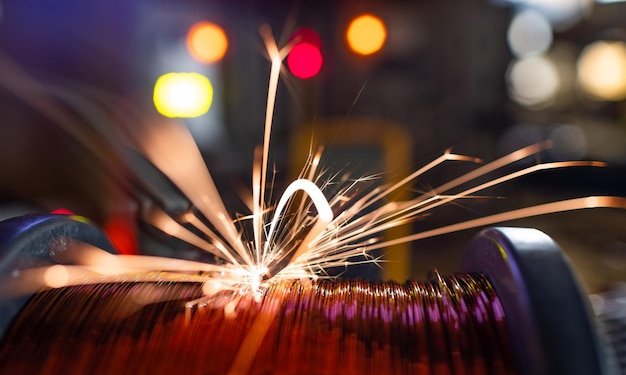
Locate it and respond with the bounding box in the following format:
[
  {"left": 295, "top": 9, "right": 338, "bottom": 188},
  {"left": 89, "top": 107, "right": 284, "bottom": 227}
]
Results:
[{"left": 0, "top": 0, "right": 624, "bottom": 292}]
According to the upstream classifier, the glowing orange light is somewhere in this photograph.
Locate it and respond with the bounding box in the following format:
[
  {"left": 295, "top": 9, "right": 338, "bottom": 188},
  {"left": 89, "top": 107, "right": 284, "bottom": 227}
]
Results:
[
  {"left": 186, "top": 22, "right": 228, "bottom": 63},
  {"left": 346, "top": 14, "right": 387, "bottom": 56}
]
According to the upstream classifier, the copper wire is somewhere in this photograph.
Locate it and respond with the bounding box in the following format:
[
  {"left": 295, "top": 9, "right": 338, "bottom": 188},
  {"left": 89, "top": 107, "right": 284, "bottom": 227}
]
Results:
[{"left": 0, "top": 274, "right": 517, "bottom": 375}]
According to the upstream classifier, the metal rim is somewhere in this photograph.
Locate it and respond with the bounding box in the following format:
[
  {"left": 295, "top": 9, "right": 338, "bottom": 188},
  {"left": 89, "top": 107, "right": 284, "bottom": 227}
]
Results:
[
  {"left": 0, "top": 214, "right": 115, "bottom": 338},
  {"left": 462, "top": 227, "right": 614, "bottom": 375}
]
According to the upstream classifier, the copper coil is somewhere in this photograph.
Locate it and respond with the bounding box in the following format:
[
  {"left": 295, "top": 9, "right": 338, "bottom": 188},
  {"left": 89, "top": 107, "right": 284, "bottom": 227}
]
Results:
[{"left": 0, "top": 274, "right": 516, "bottom": 375}]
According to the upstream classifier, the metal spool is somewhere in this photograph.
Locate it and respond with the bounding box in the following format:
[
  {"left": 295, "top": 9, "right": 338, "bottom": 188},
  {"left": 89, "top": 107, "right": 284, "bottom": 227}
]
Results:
[{"left": 0, "top": 215, "right": 617, "bottom": 374}]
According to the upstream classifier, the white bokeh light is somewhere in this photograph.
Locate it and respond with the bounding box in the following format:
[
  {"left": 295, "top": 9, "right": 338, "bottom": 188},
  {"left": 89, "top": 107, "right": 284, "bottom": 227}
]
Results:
[
  {"left": 517, "top": 0, "right": 593, "bottom": 30},
  {"left": 507, "top": 56, "right": 561, "bottom": 108},
  {"left": 507, "top": 9, "right": 553, "bottom": 57}
]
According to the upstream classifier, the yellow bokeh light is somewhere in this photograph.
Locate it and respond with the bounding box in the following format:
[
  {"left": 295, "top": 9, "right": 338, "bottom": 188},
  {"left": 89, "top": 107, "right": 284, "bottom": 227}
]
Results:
[
  {"left": 346, "top": 14, "right": 387, "bottom": 56},
  {"left": 186, "top": 22, "right": 228, "bottom": 63},
  {"left": 577, "top": 41, "right": 626, "bottom": 101},
  {"left": 153, "top": 72, "right": 214, "bottom": 118}
]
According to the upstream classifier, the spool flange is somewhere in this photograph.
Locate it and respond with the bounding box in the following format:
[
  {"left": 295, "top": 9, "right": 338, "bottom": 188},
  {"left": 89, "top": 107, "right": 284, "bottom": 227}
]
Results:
[
  {"left": 463, "top": 227, "right": 617, "bottom": 375},
  {"left": 0, "top": 214, "right": 115, "bottom": 337}
]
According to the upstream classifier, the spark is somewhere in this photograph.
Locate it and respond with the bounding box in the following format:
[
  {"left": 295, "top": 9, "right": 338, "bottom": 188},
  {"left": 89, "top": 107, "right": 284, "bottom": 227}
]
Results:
[
  {"left": 370, "top": 196, "right": 626, "bottom": 249},
  {"left": 255, "top": 25, "right": 295, "bottom": 266},
  {"left": 144, "top": 206, "right": 240, "bottom": 264},
  {"left": 263, "top": 178, "right": 334, "bottom": 268},
  {"left": 139, "top": 119, "right": 252, "bottom": 264},
  {"left": 1, "top": 25, "right": 625, "bottom": 334}
]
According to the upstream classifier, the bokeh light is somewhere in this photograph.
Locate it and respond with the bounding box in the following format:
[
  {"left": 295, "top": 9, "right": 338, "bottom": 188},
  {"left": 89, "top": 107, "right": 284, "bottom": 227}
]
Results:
[
  {"left": 516, "top": 0, "right": 593, "bottom": 30},
  {"left": 577, "top": 40, "right": 626, "bottom": 101},
  {"left": 287, "top": 43, "right": 323, "bottom": 79},
  {"left": 346, "top": 14, "right": 387, "bottom": 56},
  {"left": 507, "top": 56, "right": 560, "bottom": 108},
  {"left": 507, "top": 9, "right": 553, "bottom": 57},
  {"left": 153, "top": 72, "right": 214, "bottom": 118},
  {"left": 186, "top": 22, "right": 228, "bottom": 63},
  {"left": 287, "top": 28, "right": 323, "bottom": 79},
  {"left": 289, "top": 27, "right": 322, "bottom": 48}
]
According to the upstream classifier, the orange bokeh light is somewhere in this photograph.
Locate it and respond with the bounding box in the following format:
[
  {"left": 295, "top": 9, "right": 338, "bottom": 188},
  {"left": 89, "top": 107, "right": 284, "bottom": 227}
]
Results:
[
  {"left": 346, "top": 14, "right": 387, "bottom": 56},
  {"left": 186, "top": 22, "right": 228, "bottom": 63}
]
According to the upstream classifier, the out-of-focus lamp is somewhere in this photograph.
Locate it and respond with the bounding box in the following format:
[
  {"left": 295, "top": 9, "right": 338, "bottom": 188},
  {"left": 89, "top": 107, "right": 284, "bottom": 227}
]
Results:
[
  {"left": 507, "top": 9, "right": 553, "bottom": 57},
  {"left": 346, "top": 14, "right": 387, "bottom": 56},
  {"left": 507, "top": 56, "right": 560, "bottom": 108},
  {"left": 577, "top": 40, "right": 626, "bottom": 101},
  {"left": 186, "top": 22, "right": 228, "bottom": 64},
  {"left": 287, "top": 28, "right": 323, "bottom": 79},
  {"left": 153, "top": 72, "right": 214, "bottom": 118}
]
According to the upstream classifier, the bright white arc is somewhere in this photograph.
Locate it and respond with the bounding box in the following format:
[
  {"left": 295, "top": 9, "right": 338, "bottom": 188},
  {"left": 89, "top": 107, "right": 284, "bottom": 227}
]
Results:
[{"left": 263, "top": 179, "right": 334, "bottom": 257}]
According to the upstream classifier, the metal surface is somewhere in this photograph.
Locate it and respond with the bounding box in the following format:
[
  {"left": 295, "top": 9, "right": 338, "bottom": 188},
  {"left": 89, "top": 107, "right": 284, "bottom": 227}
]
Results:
[
  {"left": 462, "top": 227, "right": 617, "bottom": 375},
  {"left": 0, "top": 214, "right": 115, "bottom": 337}
]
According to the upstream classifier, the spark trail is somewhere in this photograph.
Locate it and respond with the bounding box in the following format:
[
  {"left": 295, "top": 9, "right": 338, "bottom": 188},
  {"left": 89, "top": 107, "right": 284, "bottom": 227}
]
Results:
[{"left": 1, "top": 26, "right": 625, "bottom": 311}]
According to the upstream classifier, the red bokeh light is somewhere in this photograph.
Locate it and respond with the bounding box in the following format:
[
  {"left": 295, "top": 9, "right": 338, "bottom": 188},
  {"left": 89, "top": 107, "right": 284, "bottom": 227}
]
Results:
[
  {"left": 290, "top": 27, "right": 322, "bottom": 48},
  {"left": 287, "top": 28, "right": 323, "bottom": 79},
  {"left": 287, "top": 42, "right": 323, "bottom": 79}
]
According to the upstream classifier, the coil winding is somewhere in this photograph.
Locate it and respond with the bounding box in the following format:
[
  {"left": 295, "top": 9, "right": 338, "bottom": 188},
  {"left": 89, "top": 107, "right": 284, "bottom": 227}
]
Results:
[{"left": 0, "top": 274, "right": 516, "bottom": 375}]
